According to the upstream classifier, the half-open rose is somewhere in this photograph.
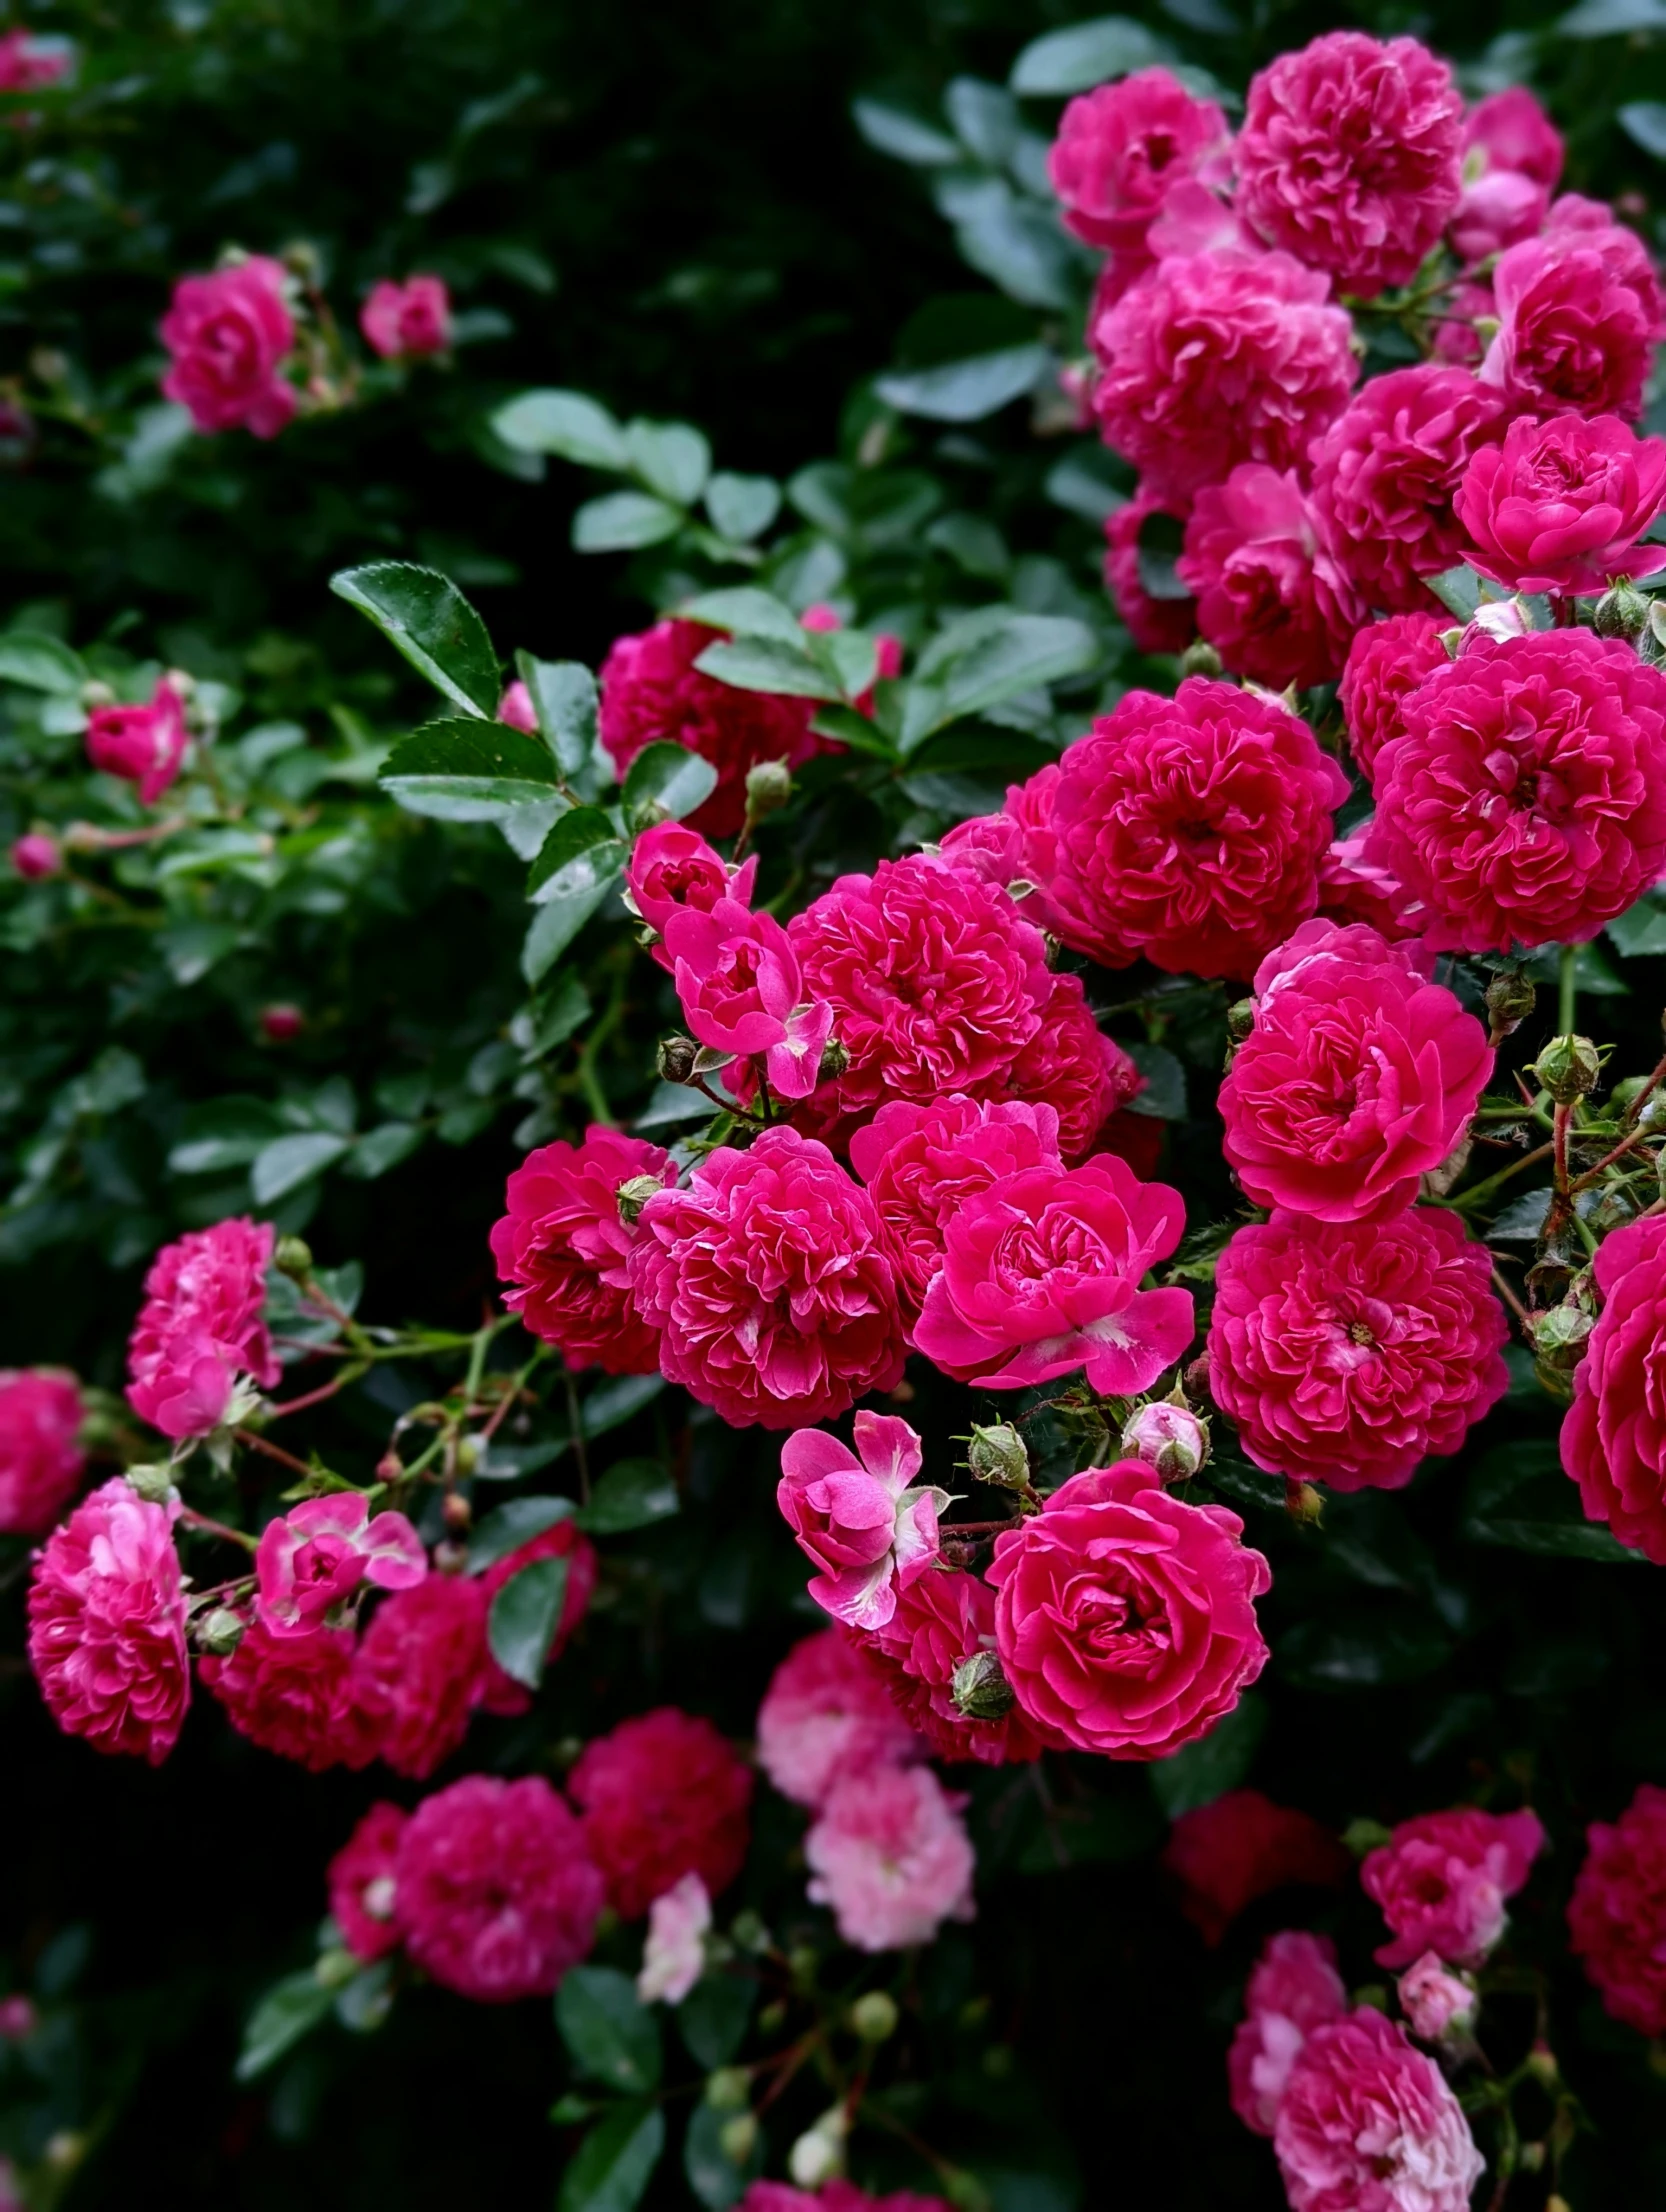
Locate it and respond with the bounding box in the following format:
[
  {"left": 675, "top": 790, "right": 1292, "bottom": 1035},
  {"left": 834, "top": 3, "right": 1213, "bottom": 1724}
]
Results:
[
  {"left": 777, "top": 1411, "right": 949, "bottom": 1631},
  {"left": 255, "top": 1494, "right": 428, "bottom": 1638}
]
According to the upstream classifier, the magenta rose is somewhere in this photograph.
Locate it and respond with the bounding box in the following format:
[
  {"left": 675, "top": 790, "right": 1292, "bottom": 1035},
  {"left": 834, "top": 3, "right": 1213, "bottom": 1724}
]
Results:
[
  {"left": 1235, "top": 33, "right": 1463, "bottom": 298},
  {"left": 10, "top": 830, "right": 60, "bottom": 879},
  {"left": 1177, "top": 464, "right": 1363, "bottom": 691},
  {"left": 1369, "top": 627, "right": 1666, "bottom": 954},
  {"left": 359, "top": 274, "right": 451, "bottom": 360},
  {"left": 1229, "top": 1930, "right": 1348, "bottom": 2137},
  {"left": 987, "top": 1462, "right": 1270, "bottom": 1760},
  {"left": 1308, "top": 365, "right": 1511, "bottom": 617},
  {"left": 1481, "top": 199, "right": 1664, "bottom": 419},
  {"left": 254, "top": 1493, "right": 428, "bottom": 1639},
  {"left": 630, "top": 1125, "right": 904, "bottom": 1430},
  {"left": 1362, "top": 1806, "right": 1545, "bottom": 1969},
  {"left": 776, "top": 1411, "right": 948, "bottom": 1631},
  {"left": 328, "top": 1802, "right": 408, "bottom": 1963},
  {"left": 863, "top": 1566, "right": 1047, "bottom": 1768},
  {"left": 126, "top": 1216, "right": 280, "bottom": 1441},
  {"left": 1035, "top": 678, "right": 1349, "bottom": 979},
  {"left": 1102, "top": 485, "right": 1197, "bottom": 656},
  {"left": 1209, "top": 1208, "right": 1508, "bottom": 1492},
  {"left": 626, "top": 819, "right": 757, "bottom": 959},
  {"left": 1218, "top": 921, "right": 1493, "bottom": 1222},
  {"left": 1090, "top": 248, "right": 1356, "bottom": 503},
  {"left": 85, "top": 678, "right": 189, "bottom": 806},
  {"left": 1274, "top": 2009, "right": 1484, "bottom": 2212},
  {"left": 666, "top": 897, "right": 831, "bottom": 1101},
  {"left": 1047, "top": 68, "right": 1229, "bottom": 293},
  {"left": 0, "top": 1369, "right": 84, "bottom": 1536},
  {"left": 992, "top": 972, "right": 1143, "bottom": 1164},
  {"left": 1339, "top": 613, "right": 1450, "bottom": 784},
  {"left": 1450, "top": 88, "right": 1563, "bottom": 265},
  {"left": 1164, "top": 1791, "right": 1350, "bottom": 1948},
  {"left": 1568, "top": 1783, "right": 1666, "bottom": 2036},
  {"left": 1456, "top": 411, "right": 1666, "bottom": 595},
  {"left": 1315, "top": 830, "right": 1427, "bottom": 944},
  {"left": 911, "top": 1153, "right": 1193, "bottom": 1396},
  {"left": 160, "top": 255, "right": 297, "bottom": 438},
  {"left": 1560, "top": 1212, "right": 1666, "bottom": 1562}
]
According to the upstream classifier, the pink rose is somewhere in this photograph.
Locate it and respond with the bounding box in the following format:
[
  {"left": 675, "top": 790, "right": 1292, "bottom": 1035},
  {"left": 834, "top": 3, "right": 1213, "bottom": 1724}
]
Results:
[
  {"left": 1362, "top": 1806, "right": 1545, "bottom": 1969},
  {"left": 804, "top": 1764, "right": 975, "bottom": 1952},
  {"left": 255, "top": 1494, "right": 427, "bottom": 1638},
  {"left": 1481, "top": 203, "right": 1664, "bottom": 419},
  {"left": 1308, "top": 365, "right": 1512, "bottom": 616},
  {"left": 1209, "top": 1208, "right": 1508, "bottom": 1493},
  {"left": 359, "top": 274, "right": 451, "bottom": 360},
  {"left": 987, "top": 1462, "right": 1270, "bottom": 1760},
  {"left": 1397, "top": 1953, "right": 1476, "bottom": 2044},
  {"left": 1229, "top": 1931, "right": 1348, "bottom": 2136},
  {"left": 1219, "top": 921, "right": 1492, "bottom": 1222},
  {"left": 630, "top": 1126, "right": 904, "bottom": 1430},
  {"left": 489, "top": 1126, "right": 674, "bottom": 1375},
  {"left": 992, "top": 972, "right": 1144, "bottom": 1164},
  {"left": 1339, "top": 613, "right": 1450, "bottom": 784},
  {"left": 1568, "top": 1783, "right": 1666, "bottom": 2035},
  {"left": 351, "top": 1574, "right": 490, "bottom": 1779},
  {"left": 1102, "top": 485, "right": 1197, "bottom": 656},
  {"left": 1236, "top": 34, "right": 1463, "bottom": 297},
  {"left": 755, "top": 1630, "right": 923, "bottom": 1809},
  {"left": 636, "top": 1871, "right": 711, "bottom": 2005},
  {"left": 126, "top": 1216, "right": 280, "bottom": 1441},
  {"left": 1047, "top": 68, "right": 1230, "bottom": 293},
  {"left": 200, "top": 1617, "right": 382, "bottom": 1773},
  {"left": 1274, "top": 2009, "right": 1485, "bottom": 2212},
  {"left": 160, "top": 255, "right": 297, "bottom": 438},
  {"left": 1560, "top": 1212, "right": 1666, "bottom": 1561},
  {"left": 626, "top": 819, "right": 758, "bottom": 957},
  {"left": 1035, "top": 678, "right": 1349, "bottom": 979},
  {"left": 1164, "top": 1791, "right": 1349, "bottom": 1947},
  {"left": 1316, "top": 830, "right": 1428, "bottom": 943},
  {"left": 864, "top": 1567, "right": 1047, "bottom": 1769},
  {"left": 912, "top": 1154, "right": 1193, "bottom": 1396},
  {"left": 1450, "top": 90, "right": 1562, "bottom": 264},
  {"left": 86, "top": 678, "right": 189, "bottom": 805},
  {"left": 10, "top": 831, "right": 60, "bottom": 879},
  {"left": 328, "top": 1802, "right": 408, "bottom": 1963},
  {"left": 1369, "top": 628, "right": 1666, "bottom": 954},
  {"left": 1177, "top": 465, "right": 1363, "bottom": 691},
  {"left": 0, "top": 1369, "right": 84, "bottom": 1535},
  {"left": 1456, "top": 411, "right": 1666, "bottom": 595},
  {"left": 570, "top": 1707, "right": 752, "bottom": 1921},
  {"left": 777, "top": 1411, "right": 948, "bottom": 1631},
  {"left": 1090, "top": 248, "right": 1356, "bottom": 503},
  {"left": 666, "top": 897, "right": 832, "bottom": 1102},
  {"left": 0, "top": 29, "right": 68, "bottom": 92}
]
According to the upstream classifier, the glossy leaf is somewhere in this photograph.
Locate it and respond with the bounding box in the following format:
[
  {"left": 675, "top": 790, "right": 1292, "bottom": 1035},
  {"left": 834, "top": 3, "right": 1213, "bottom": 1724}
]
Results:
[
  {"left": 876, "top": 344, "right": 1050, "bottom": 423},
  {"left": 1010, "top": 14, "right": 1173, "bottom": 92},
  {"left": 486, "top": 1554, "right": 570, "bottom": 1689},
  {"left": 677, "top": 1973, "right": 756, "bottom": 2069},
  {"left": 853, "top": 97, "right": 961, "bottom": 166},
  {"left": 624, "top": 419, "right": 711, "bottom": 505},
  {"left": 381, "top": 717, "right": 564, "bottom": 820},
  {"left": 621, "top": 741, "right": 719, "bottom": 824},
  {"left": 557, "top": 2105, "right": 665, "bottom": 2212},
  {"left": 901, "top": 610, "right": 1097, "bottom": 747},
  {"left": 694, "top": 636, "right": 841, "bottom": 700},
  {"left": 575, "top": 1458, "right": 680, "bottom": 1536},
  {"left": 235, "top": 1969, "right": 336, "bottom": 2082},
  {"left": 679, "top": 587, "right": 807, "bottom": 649},
  {"left": 0, "top": 632, "right": 87, "bottom": 694},
  {"left": 573, "top": 492, "right": 685, "bottom": 553},
  {"left": 557, "top": 1966, "right": 663, "bottom": 2094},
  {"left": 331, "top": 563, "right": 500, "bottom": 719},
  {"left": 251, "top": 1131, "right": 353, "bottom": 1204},
  {"left": 491, "top": 387, "right": 628, "bottom": 467},
  {"left": 513, "top": 655, "right": 600, "bottom": 781},
  {"left": 527, "top": 807, "right": 624, "bottom": 901},
  {"left": 467, "top": 1495, "right": 576, "bottom": 1575}
]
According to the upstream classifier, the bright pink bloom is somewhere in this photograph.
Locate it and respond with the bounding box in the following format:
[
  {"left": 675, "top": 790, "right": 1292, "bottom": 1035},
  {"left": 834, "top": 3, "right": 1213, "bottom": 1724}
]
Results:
[
  {"left": 912, "top": 1154, "right": 1192, "bottom": 1396},
  {"left": 987, "top": 1463, "right": 1270, "bottom": 1760},
  {"left": 1465, "top": 87, "right": 1564, "bottom": 189},
  {"left": 637, "top": 1872, "right": 711, "bottom": 2004},
  {"left": 255, "top": 1494, "right": 427, "bottom": 1638},
  {"left": 777, "top": 1411, "right": 947, "bottom": 1631},
  {"left": 600, "top": 618, "right": 821, "bottom": 838},
  {"left": 0, "top": 1369, "right": 83, "bottom": 1535},
  {"left": 1398, "top": 1954, "right": 1476, "bottom": 2044},
  {"left": 1178, "top": 465, "right": 1362, "bottom": 690},
  {"left": 126, "top": 1216, "right": 279, "bottom": 1440},
  {"left": 1236, "top": 34, "right": 1463, "bottom": 297},
  {"left": 160, "top": 255, "right": 296, "bottom": 438},
  {"left": 1274, "top": 2009, "right": 1485, "bottom": 2212},
  {"left": 995, "top": 973, "right": 1143, "bottom": 1164},
  {"left": 1363, "top": 1807, "right": 1545, "bottom": 1969},
  {"left": 1560, "top": 1212, "right": 1666, "bottom": 1562},
  {"left": 200, "top": 1617, "right": 381, "bottom": 1773},
  {"left": 10, "top": 831, "right": 59, "bottom": 879},
  {"left": 1308, "top": 366, "right": 1512, "bottom": 617},
  {"left": 395, "top": 1774, "right": 603, "bottom": 2003},
  {"left": 1090, "top": 248, "right": 1356, "bottom": 502},
  {"left": 1034, "top": 679, "right": 1349, "bottom": 979},
  {"left": 569, "top": 1707, "right": 753, "bottom": 1920},
  {"left": 0, "top": 30, "right": 68, "bottom": 91},
  {"left": 626, "top": 819, "right": 758, "bottom": 959},
  {"left": 353, "top": 1574, "right": 488, "bottom": 1779},
  {"left": 1164, "top": 1791, "right": 1350, "bottom": 1947},
  {"left": 1456, "top": 411, "right": 1666, "bottom": 594},
  {"left": 848, "top": 1094, "right": 1063, "bottom": 1325},
  {"left": 1102, "top": 487, "right": 1196, "bottom": 656},
  {"left": 86, "top": 678, "right": 189, "bottom": 805},
  {"left": 1120, "top": 1399, "right": 1208, "bottom": 1477},
  {"left": 490, "top": 1127, "right": 674, "bottom": 1375},
  {"left": 666, "top": 898, "right": 831, "bottom": 1102},
  {"left": 630, "top": 1126, "right": 904, "bottom": 1430},
  {"left": 1370, "top": 628, "right": 1666, "bottom": 954},
  {"left": 1229, "top": 1931, "right": 1348, "bottom": 2136},
  {"left": 1316, "top": 831, "right": 1427, "bottom": 944},
  {"left": 26, "top": 1477, "right": 188, "bottom": 1765},
  {"left": 359, "top": 274, "right": 451, "bottom": 360},
  {"left": 865, "top": 1569, "right": 1046, "bottom": 1768},
  {"left": 805, "top": 1764, "right": 974, "bottom": 1952},
  {"left": 1568, "top": 1783, "right": 1666, "bottom": 2034},
  {"left": 1219, "top": 921, "right": 1492, "bottom": 1221},
  {"left": 1339, "top": 614, "right": 1450, "bottom": 783},
  {"left": 498, "top": 680, "right": 537, "bottom": 732},
  {"left": 1451, "top": 90, "right": 1563, "bottom": 264},
  {"left": 1209, "top": 1209, "right": 1508, "bottom": 1492},
  {"left": 755, "top": 1630, "right": 924, "bottom": 1809},
  {"left": 476, "top": 1519, "right": 597, "bottom": 1715},
  {"left": 1481, "top": 205, "right": 1664, "bottom": 419},
  {"left": 741, "top": 2184, "right": 949, "bottom": 2212},
  {"left": 1047, "top": 69, "right": 1230, "bottom": 294},
  {"left": 328, "top": 1802, "right": 408, "bottom": 1963}
]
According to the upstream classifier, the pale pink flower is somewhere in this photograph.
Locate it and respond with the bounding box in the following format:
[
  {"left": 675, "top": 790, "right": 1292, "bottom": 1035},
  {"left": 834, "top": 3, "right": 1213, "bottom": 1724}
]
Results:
[
  {"left": 1229, "top": 1930, "right": 1348, "bottom": 2136},
  {"left": 1398, "top": 1953, "right": 1477, "bottom": 2044},
  {"left": 636, "top": 1872, "right": 711, "bottom": 2004},
  {"left": 756, "top": 1630, "right": 924, "bottom": 1808},
  {"left": 805, "top": 1765, "right": 975, "bottom": 1952},
  {"left": 1274, "top": 2009, "right": 1485, "bottom": 2212}
]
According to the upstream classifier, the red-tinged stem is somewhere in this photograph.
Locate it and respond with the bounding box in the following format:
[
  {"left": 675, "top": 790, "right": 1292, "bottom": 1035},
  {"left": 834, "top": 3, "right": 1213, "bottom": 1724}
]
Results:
[
  {"left": 264, "top": 1372, "right": 353, "bottom": 1419},
  {"left": 1490, "top": 1266, "right": 1529, "bottom": 1330},
  {"left": 177, "top": 1504, "right": 257, "bottom": 1553},
  {"left": 232, "top": 1427, "right": 314, "bottom": 1478}
]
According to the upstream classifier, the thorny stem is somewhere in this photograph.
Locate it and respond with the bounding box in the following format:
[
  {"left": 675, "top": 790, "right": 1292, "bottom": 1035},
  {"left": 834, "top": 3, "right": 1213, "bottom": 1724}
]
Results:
[{"left": 1553, "top": 1102, "right": 1573, "bottom": 1197}]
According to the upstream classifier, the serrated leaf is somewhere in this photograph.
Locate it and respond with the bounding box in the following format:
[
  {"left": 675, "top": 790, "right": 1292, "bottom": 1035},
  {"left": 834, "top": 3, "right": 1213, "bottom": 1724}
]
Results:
[
  {"left": 624, "top": 420, "right": 711, "bottom": 506},
  {"left": 381, "top": 717, "right": 563, "bottom": 820},
  {"left": 235, "top": 1970, "right": 335, "bottom": 2082},
  {"left": 1424, "top": 566, "right": 1483, "bottom": 622},
  {"left": 694, "top": 638, "right": 841, "bottom": 700},
  {"left": 251, "top": 1131, "right": 352, "bottom": 1204},
  {"left": 557, "top": 2104, "right": 665, "bottom": 2212},
  {"left": 487, "top": 1555, "right": 570, "bottom": 1689},
  {"left": 704, "top": 473, "right": 781, "bottom": 543},
  {"left": 573, "top": 492, "right": 684, "bottom": 553},
  {"left": 491, "top": 388, "right": 627, "bottom": 467},
  {"left": 852, "top": 97, "right": 961, "bottom": 166},
  {"left": 901, "top": 610, "right": 1097, "bottom": 748},
  {"left": 331, "top": 563, "right": 500, "bottom": 718},
  {"left": 1010, "top": 14, "right": 1173, "bottom": 94},
  {"left": 512, "top": 655, "right": 600, "bottom": 782},
  {"left": 575, "top": 1458, "right": 679, "bottom": 1535},
  {"left": 678, "top": 587, "right": 807, "bottom": 649},
  {"left": 557, "top": 1967, "right": 663, "bottom": 2094},
  {"left": 622, "top": 742, "right": 719, "bottom": 825},
  {"left": 876, "top": 344, "right": 1050, "bottom": 424},
  {"left": 0, "top": 631, "right": 87, "bottom": 694},
  {"left": 467, "top": 1495, "right": 576, "bottom": 1575},
  {"left": 1149, "top": 1694, "right": 1266, "bottom": 1818},
  {"left": 527, "top": 807, "right": 624, "bottom": 902}
]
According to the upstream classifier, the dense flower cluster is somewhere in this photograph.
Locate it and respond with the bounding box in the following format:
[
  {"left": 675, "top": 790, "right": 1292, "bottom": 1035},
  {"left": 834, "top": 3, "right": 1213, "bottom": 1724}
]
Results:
[{"left": 126, "top": 1216, "right": 280, "bottom": 1440}]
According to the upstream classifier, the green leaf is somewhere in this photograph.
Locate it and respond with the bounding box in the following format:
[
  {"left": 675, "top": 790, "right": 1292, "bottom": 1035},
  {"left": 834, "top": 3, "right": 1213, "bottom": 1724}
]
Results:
[
  {"left": 381, "top": 716, "right": 563, "bottom": 820},
  {"left": 167, "top": 1097, "right": 286, "bottom": 1177},
  {"left": 573, "top": 492, "right": 685, "bottom": 553},
  {"left": 512, "top": 655, "right": 600, "bottom": 782},
  {"left": 945, "top": 77, "right": 1020, "bottom": 167},
  {"left": 491, "top": 388, "right": 627, "bottom": 468},
  {"left": 1125, "top": 1043, "right": 1187, "bottom": 1121},
  {"left": 1608, "top": 892, "right": 1666, "bottom": 959},
  {"left": 694, "top": 636, "right": 840, "bottom": 700},
  {"left": 575, "top": 1458, "right": 680, "bottom": 1535},
  {"left": 1424, "top": 566, "right": 1482, "bottom": 622},
  {"left": 1046, "top": 446, "right": 1128, "bottom": 524},
  {"left": 684, "top": 2102, "right": 753, "bottom": 2212},
  {"left": 624, "top": 420, "right": 711, "bottom": 506},
  {"left": 679, "top": 587, "right": 807, "bottom": 649},
  {"left": 527, "top": 807, "right": 625, "bottom": 904},
  {"left": 1278, "top": 1609, "right": 1453, "bottom": 1691},
  {"left": 901, "top": 610, "right": 1097, "bottom": 748},
  {"left": 251, "top": 1131, "right": 353, "bottom": 1205},
  {"left": 876, "top": 345, "right": 1050, "bottom": 424},
  {"left": 331, "top": 563, "right": 500, "bottom": 719},
  {"left": 704, "top": 473, "right": 782, "bottom": 544},
  {"left": 557, "top": 1967, "right": 663, "bottom": 2094},
  {"left": 928, "top": 512, "right": 1011, "bottom": 580},
  {"left": 345, "top": 1122, "right": 425, "bottom": 1180},
  {"left": 557, "top": 2104, "right": 665, "bottom": 2212},
  {"left": 1134, "top": 509, "right": 1189, "bottom": 602},
  {"left": 523, "top": 872, "right": 620, "bottom": 985},
  {"left": 1621, "top": 100, "right": 1666, "bottom": 157},
  {"left": 1149, "top": 1694, "right": 1266, "bottom": 1818},
  {"left": 486, "top": 1555, "right": 570, "bottom": 1689},
  {"left": 622, "top": 742, "right": 719, "bottom": 825},
  {"left": 1464, "top": 1442, "right": 1645, "bottom": 1563},
  {"left": 1010, "top": 15, "right": 1173, "bottom": 94},
  {"left": 235, "top": 1969, "right": 336, "bottom": 2083},
  {"left": 852, "top": 97, "right": 961, "bottom": 167},
  {"left": 947, "top": 181, "right": 1080, "bottom": 312},
  {"left": 0, "top": 631, "right": 87, "bottom": 694},
  {"left": 677, "top": 1974, "right": 756, "bottom": 2069},
  {"left": 1561, "top": 0, "right": 1666, "bottom": 34},
  {"left": 467, "top": 1495, "right": 576, "bottom": 1574}
]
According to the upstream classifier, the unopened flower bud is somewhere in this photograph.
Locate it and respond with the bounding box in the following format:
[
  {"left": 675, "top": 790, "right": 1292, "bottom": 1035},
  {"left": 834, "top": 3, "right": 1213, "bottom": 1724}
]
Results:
[
  {"left": 10, "top": 831, "right": 61, "bottom": 880},
  {"left": 1465, "top": 597, "right": 1532, "bottom": 645},
  {"left": 1529, "top": 1302, "right": 1594, "bottom": 1371},
  {"left": 657, "top": 1033, "right": 699, "bottom": 1085},
  {"left": 453, "top": 1434, "right": 481, "bottom": 1476},
  {"left": 966, "top": 1421, "right": 1029, "bottom": 1491},
  {"left": 1120, "top": 1400, "right": 1209, "bottom": 1479},
  {"left": 1534, "top": 1033, "right": 1601, "bottom": 1105},
  {"left": 0, "top": 1996, "right": 36, "bottom": 2042},
  {"left": 79, "top": 679, "right": 115, "bottom": 710},
  {"left": 817, "top": 1035, "right": 849, "bottom": 1082},
  {"left": 705, "top": 2066, "right": 750, "bottom": 2113},
  {"left": 259, "top": 1003, "right": 304, "bottom": 1044},
  {"left": 744, "top": 757, "right": 793, "bottom": 821},
  {"left": 273, "top": 1234, "right": 313, "bottom": 1279},
  {"left": 1183, "top": 1351, "right": 1213, "bottom": 1404},
  {"left": 1342, "top": 1816, "right": 1395, "bottom": 1857},
  {"left": 375, "top": 1452, "right": 404, "bottom": 1485},
  {"left": 196, "top": 1606, "right": 246, "bottom": 1657},
  {"left": 1179, "top": 639, "right": 1222, "bottom": 679},
  {"left": 1226, "top": 997, "right": 1256, "bottom": 1044},
  {"left": 1484, "top": 968, "right": 1536, "bottom": 1040},
  {"left": 442, "top": 1491, "right": 472, "bottom": 1532},
  {"left": 125, "top": 1462, "right": 175, "bottom": 1505},
  {"left": 719, "top": 2114, "right": 758, "bottom": 2167},
  {"left": 788, "top": 2105, "right": 848, "bottom": 2189},
  {"left": 1285, "top": 1478, "right": 1324, "bottom": 1526},
  {"left": 951, "top": 1650, "right": 1016, "bottom": 1720},
  {"left": 849, "top": 1990, "right": 899, "bottom": 2042},
  {"left": 1595, "top": 580, "right": 1652, "bottom": 641},
  {"left": 617, "top": 1173, "right": 664, "bottom": 1226},
  {"left": 1526, "top": 2042, "right": 1560, "bottom": 2089}
]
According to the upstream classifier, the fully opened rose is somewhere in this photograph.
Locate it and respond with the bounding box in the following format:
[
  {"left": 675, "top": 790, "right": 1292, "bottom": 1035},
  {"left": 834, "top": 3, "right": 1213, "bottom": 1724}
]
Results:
[
  {"left": 254, "top": 1493, "right": 428, "bottom": 1636},
  {"left": 777, "top": 1411, "right": 949, "bottom": 1630}
]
